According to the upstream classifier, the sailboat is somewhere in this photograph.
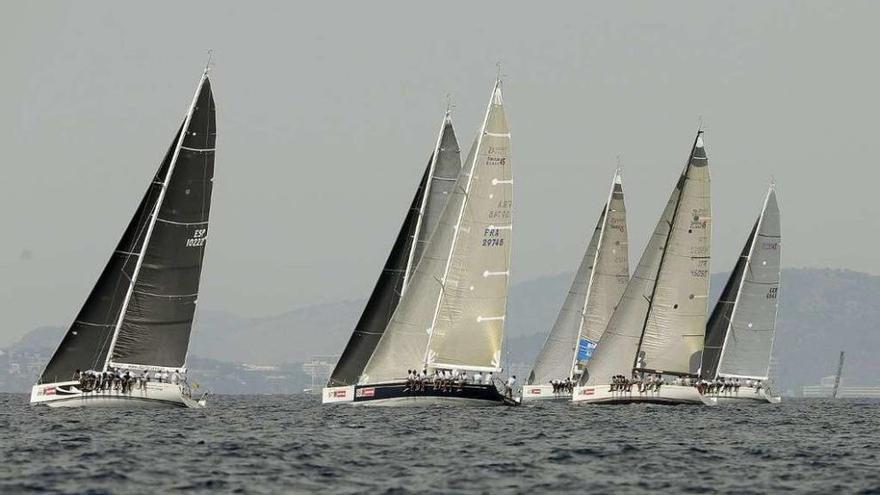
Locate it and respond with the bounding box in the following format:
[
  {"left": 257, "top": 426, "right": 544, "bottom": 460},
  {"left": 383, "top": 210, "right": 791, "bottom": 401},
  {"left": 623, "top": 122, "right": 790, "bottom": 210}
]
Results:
[
  {"left": 30, "top": 68, "right": 216, "bottom": 408},
  {"left": 324, "top": 79, "right": 515, "bottom": 406},
  {"left": 701, "top": 184, "right": 781, "bottom": 404},
  {"left": 572, "top": 131, "right": 712, "bottom": 405},
  {"left": 523, "top": 170, "right": 629, "bottom": 402},
  {"left": 324, "top": 109, "right": 462, "bottom": 391}
]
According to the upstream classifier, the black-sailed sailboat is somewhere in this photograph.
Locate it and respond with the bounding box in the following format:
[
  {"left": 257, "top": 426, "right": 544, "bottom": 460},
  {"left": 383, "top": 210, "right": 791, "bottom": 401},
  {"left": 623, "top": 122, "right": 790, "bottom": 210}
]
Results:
[
  {"left": 324, "top": 80, "right": 516, "bottom": 406},
  {"left": 31, "top": 67, "right": 216, "bottom": 408}
]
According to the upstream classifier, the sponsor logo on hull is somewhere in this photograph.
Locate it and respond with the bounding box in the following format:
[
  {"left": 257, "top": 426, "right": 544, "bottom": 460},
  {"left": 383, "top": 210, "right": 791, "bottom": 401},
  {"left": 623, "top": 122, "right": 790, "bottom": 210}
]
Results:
[{"left": 356, "top": 387, "right": 375, "bottom": 398}]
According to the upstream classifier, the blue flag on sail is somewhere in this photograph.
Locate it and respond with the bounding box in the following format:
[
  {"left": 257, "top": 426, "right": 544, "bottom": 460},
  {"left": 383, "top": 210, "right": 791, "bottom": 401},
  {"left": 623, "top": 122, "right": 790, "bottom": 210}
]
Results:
[{"left": 577, "top": 338, "right": 597, "bottom": 362}]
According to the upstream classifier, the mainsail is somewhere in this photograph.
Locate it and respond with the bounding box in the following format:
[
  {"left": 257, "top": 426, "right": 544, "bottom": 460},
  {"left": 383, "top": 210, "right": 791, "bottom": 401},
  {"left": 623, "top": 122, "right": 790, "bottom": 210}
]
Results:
[
  {"left": 328, "top": 113, "right": 461, "bottom": 386},
  {"left": 581, "top": 132, "right": 710, "bottom": 385},
  {"left": 362, "top": 80, "right": 512, "bottom": 382},
  {"left": 39, "top": 72, "right": 215, "bottom": 383},
  {"left": 527, "top": 170, "right": 629, "bottom": 385},
  {"left": 703, "top": 186, "right": 780, "bottom": 380}
]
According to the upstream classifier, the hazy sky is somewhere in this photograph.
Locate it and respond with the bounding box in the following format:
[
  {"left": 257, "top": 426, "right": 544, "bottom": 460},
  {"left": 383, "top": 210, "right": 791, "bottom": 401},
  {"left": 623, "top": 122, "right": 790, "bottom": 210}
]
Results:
[{"left": 2, "top": 2, "right": 878, "bottom": 346}]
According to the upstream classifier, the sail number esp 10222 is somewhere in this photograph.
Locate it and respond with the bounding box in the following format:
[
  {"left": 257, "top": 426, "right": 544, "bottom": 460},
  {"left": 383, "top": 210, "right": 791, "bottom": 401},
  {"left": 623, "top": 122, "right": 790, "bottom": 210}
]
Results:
[{"left": 186, "top": 229, "right": 208, "bottom": 247}]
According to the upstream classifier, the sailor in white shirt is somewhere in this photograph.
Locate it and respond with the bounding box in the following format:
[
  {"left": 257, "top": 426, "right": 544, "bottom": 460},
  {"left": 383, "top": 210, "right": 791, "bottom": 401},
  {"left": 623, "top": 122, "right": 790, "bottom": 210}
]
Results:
[
  {"left": 484, "top": 372, "right": 493, "bottom": 385},
  {"left": 472, "top": 372, "right": 482, "bottom": 384},
  {"left": 171, "top": 370, "right": 181, "bottom": 385},
  {"left": 505, "top": 375, "right": 516, "bottom": 398}
]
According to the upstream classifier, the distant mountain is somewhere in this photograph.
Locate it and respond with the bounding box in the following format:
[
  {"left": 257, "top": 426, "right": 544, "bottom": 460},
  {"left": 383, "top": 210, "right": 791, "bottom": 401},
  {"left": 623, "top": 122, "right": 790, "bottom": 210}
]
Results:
[{"left": 3, "top": 268, "right": 878, "bottom": 395}]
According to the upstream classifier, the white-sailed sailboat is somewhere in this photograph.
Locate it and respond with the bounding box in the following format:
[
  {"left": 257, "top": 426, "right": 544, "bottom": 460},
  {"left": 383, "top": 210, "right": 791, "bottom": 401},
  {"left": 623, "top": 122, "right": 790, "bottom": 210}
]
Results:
[
  {"left": 572, "top": 131, "right": 711, "bottom": 405},
  {"left": 523, "top": 170, "right": 629, "bottom": 402},
  {"left": 701, "top": 184, "right": 781, "bottom": 404},
  {"left": 31, "top": 67, "right": 216, "bottom": 409},
  {"left": 324, "top": 79, "right": 515, "bottom": 406}
]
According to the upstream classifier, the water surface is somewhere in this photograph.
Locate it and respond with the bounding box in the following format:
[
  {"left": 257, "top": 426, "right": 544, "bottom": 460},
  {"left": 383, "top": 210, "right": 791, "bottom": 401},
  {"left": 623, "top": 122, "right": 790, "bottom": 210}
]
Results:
[{"left": 1, "top": 394, "right": 877, "bottom": 493}]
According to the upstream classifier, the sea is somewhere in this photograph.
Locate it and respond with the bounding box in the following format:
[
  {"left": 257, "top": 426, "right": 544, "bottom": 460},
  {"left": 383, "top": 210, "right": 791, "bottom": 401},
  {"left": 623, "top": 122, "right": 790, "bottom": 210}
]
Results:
[{"left": 1, "top": 394, "right": 878, "bottom": 494}]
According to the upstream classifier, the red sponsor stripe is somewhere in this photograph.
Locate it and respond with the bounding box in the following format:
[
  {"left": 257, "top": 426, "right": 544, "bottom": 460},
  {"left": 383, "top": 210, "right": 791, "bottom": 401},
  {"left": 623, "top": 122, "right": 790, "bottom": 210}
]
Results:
[
  {"left": 579, "top": 388, "right": 594, "bottom": 396},
  {"left": 529, "top": 388, "right": 542, "bottom": 395},
  {"left": 332, "top": 390, "right": 347, "bottom": 398}
]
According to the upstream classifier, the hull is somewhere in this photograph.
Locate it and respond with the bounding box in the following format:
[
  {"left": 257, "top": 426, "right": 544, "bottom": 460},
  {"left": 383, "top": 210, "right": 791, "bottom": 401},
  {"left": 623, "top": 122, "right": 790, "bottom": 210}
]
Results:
[
  {"left": 701, "top": 387, "right": 781, "bottom": 404},
  {"left": 322, "top": 382, "right": 517, "bottom": 407},
  {"left": 30, "top": 381, "right": 207, "bottom": 409},
  {"left": 521, "top": 384, "right": 572, "bottom": 402},
  {"left": 571, "top": 384, "right": 709, "bottom": 405}
]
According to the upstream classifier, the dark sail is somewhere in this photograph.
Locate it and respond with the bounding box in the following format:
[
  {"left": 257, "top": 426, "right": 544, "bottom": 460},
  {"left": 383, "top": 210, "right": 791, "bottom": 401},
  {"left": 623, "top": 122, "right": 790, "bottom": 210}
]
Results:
[
  {"left": 701, "top": 220, "right": 758, "bottom": 380},
  {"left": 38, "top": 125, "right": 182, "bottom": 383},
  {"left": 328, "top": 165, "right": 430, "bottom": 386},
  {"left": 109, "top": 77, "right": 216, "bottom": 368}
]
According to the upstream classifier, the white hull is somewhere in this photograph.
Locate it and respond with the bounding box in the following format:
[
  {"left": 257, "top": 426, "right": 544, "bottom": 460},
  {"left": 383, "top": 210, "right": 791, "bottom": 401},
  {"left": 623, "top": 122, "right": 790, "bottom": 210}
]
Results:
[
  {"left": 521, "top": 384, "right": 572, "bottom": 402},
  {"left": 30, "top": 381, "right": 206, "bottom": 409},
  {"left": 571, "top": 384, "right": 710, "bottom": 405},
  {"left": 701, "top": 387, "right": 781, "bottom": 404}
]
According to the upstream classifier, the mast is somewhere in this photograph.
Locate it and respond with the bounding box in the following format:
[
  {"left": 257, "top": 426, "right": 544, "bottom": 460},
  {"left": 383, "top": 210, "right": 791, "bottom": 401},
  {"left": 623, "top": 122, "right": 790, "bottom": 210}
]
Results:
[
  {"left": 102, "top": 69, "right": 209, "bottom": 371},
  {"left": 567, "top": 169, "right": 621, "bottom": 379},
  {"left": 633, "top": 131, "right": 704, "bottom": 374},
  {"left": 401, "top": 111, "right": 449, "bottom": 293},
  {"left": 422, "top": 79, "right": 500, "bottom": 368},
  {"left": 832, "top": 351, "right": 845, "bottom": 399}
]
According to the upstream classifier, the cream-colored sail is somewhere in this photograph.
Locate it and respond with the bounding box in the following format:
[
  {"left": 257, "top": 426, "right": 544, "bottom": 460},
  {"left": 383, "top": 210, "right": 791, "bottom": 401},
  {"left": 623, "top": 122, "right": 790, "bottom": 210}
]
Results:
[
  {"left": 427, "top": 82, "right": 511, "bottom": 371},
  {"left": 361, "top": 81, "right": 511, "bottom": 382}
]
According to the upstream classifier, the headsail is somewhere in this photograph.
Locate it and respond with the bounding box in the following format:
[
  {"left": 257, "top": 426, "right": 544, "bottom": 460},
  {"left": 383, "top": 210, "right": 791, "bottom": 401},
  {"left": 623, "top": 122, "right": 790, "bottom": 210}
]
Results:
[
  {"left": 362, "top": 80, "right": 512, "bottom": 382},
  {"left": 39, "top": 72, "right": 215, "bottom": 383},
  {"left": 581, "top": 132, "right": 710, "bottom": 385},
  {"left": 328, "top": 114, "right": 461, "bottom": 386},
  {"left": 708, "top": 186, "right": 780, "bottom": 380},
  {"left": 635, "top": 133, "right": 711, "bottom": 375},
  {"left": 527, "top": 170, "right": 628, "bottom": 385},
  {"left": 106, "top": 74, "right": 216, "bottom": 370}
]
